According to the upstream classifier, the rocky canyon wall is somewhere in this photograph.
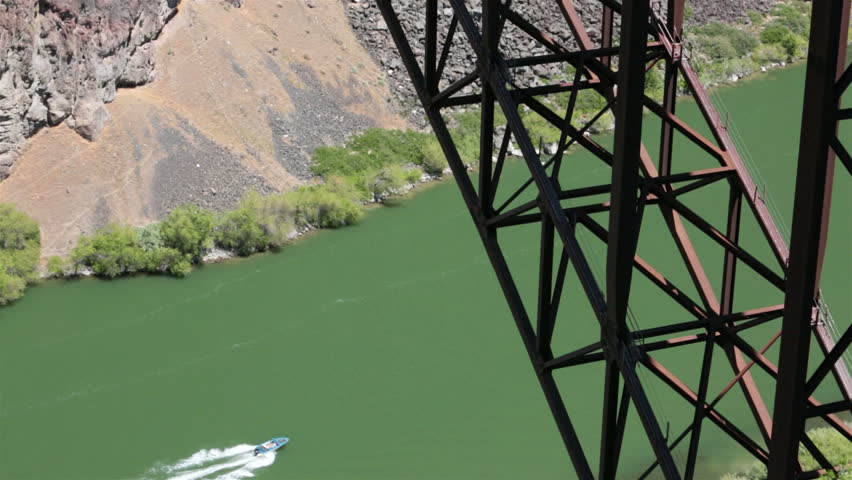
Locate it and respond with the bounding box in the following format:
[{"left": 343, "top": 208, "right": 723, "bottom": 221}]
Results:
[
  {"left": 0, "top": 0, "right": 179, "bottom": 178},
  {"left": 344, "top": 0, "right": 778, "bottom": 121}
]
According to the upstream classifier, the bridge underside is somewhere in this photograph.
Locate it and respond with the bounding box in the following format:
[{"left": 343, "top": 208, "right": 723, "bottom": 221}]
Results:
[{"left": 377, "top": 0, "right": 852, "bottom": 478}]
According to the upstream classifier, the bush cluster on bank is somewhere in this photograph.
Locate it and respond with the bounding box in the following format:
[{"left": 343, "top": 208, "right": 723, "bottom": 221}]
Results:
[
  {"left": 64, "top": 173, "right": 378, "bottom": 278},
  {"left": 688, "top": 0, "right": 812, "bottom": 86},
  {"left": 312, "top": 128, "right": 438, "bottom": 199},
  {"left": 53, "top": 122, "right": 480, "bottom": 282},
  {"left": 0, "top": 204, "right": 40, "bottom": 304},
  {"left": 721, "top": 426, "right": 851, "bottom": 479}
]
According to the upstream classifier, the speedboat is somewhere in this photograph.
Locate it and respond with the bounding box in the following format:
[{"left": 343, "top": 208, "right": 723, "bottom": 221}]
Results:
[{"left": 253, "top": 437, "right": 289, "bottom": 456}]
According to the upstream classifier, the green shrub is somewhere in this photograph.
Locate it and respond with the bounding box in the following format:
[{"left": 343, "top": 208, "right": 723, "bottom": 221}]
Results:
[
  {"left": 695, "top": 22, "right": 733, "bottom": 37},
  {"left": 448, "top": 110, "right": 484, "bottom": 164},
  {"left": 771, "top": 3, "right": 809, "bottom": 35},
  {"left": 312, "top": 147, "right": 377, "bottom": 178},
  {"left": 0, "top": 204, "right": 39, "bottom": 251},
  {"left": 145, "top": 247, "right": 192, "bottom": 277},
  {"left": 753, "top": 43, "right": 788, "bottom": 64},
  {"left": 697, "top": 23, "right": 758, "bottom": 56},
  {"left": 0, "top": 270, "right": 26, "bottom": 305},
  {"left": 403, "top": 167, "right": 422, "bottom": 184},
  {"left": 780, "top": 32, "right": 802, "bottom": 58},
  {"left": 721, "top": 426, "right": 852, "bottom": 479},
  {"left": 574, "top": 89, "right": 609, "bottom": 119},
  {"left": 136, "top": 223, "right": 164, "bottom": 252},
  {"left": 692, "top": 22, "right": 758, "bottom": 58},
  {"left": 46, "top": 256, "right": 66, "bottom": 277},
  {"left": 0, "top": 246, "right": 39, "bottom": 282},
  {"left": 728, "top": 29, "right": 759, "bottom": 56},
  {"left": 215, "top": 205, "right": 270, "bottom": 256},
  {"left": 790, "top": 0, "right": 811, "bottom": 15},
  {"left": 311, "top": 129, "right": 431, "bottom": 178},
  {"left": 0, "top": 203, "right": 41, "bottom": 304},
  {"left": 160, "top": 205, "right": 215, "bottom": 262},
  {"left": 697, "top": 35, "right": 738, "bottom": 60},
  {"left": 747, "top": 11, "right": 763, "bottom": 25},
  {"left": 168, "top": 258, "right": 193, "bottom": 277},
  {"left": 761, "top": 22, "right": 793, "bottom": 44},
  {"left": 288, "top": 184, "right": 363, "bottom": 228},
  {"left": 71, "top": 223, "right": 194, "bottom": 278},
  {"left": 645, "top": 65, "right": 665, "bottom": 102},
  {"left": 363, "top": 165, "right": 408, "bottom": 202},
  {"left": 71, "top": 224, "right": 149, "bottom": 277},
  {"left": 346, "top": 129, "right": 431, "bottom": 167},
  {"left": 522, "top": 110, "right": 560, "bottom": 146},
  {"left": 421, "top": 139, "right": 449, "bottom": 175},
  {"left": 800, "top": 426, "right": 852, "bottom": 473},
  {"left": 240, "top": 190, "right": 295, "bottom": 247}
]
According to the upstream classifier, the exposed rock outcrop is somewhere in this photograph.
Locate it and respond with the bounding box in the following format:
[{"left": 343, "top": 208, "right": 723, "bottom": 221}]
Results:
[
  {"left": 0, "top": 0, "right": 180, "bottom": 178},
  {"left": 0, "top": 0, "right": 405, "bottom": 258},
  {"left": 689, "top": 0, "right": 777, "bottom": 25},
  {"left": 343, "top": 0, "right": 779, "bottom": 122},
  {"left": 345, "top": 0, "right": 586, "bottom": 125}
]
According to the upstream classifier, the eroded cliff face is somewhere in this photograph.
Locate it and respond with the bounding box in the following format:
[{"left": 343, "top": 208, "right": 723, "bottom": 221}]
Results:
[
  {"left": 0, "top": 0, "right": 405, "bottom": 257},
  {"left": 0, "top": 0, "right": 179, "bottom": 177}
]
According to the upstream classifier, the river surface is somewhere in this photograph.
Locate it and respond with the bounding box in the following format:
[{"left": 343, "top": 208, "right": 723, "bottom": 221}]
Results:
[{"left": 0, "top": 62, "right": 849, "bottom": 480}]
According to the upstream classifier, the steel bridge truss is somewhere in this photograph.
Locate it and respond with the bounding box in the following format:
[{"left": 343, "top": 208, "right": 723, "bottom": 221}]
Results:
[
  {"left": 377, "top": 0, "right": 852, "bottom": 478},
  {"left": 768, "top": 0, "right": 852, "bottom": 478}
]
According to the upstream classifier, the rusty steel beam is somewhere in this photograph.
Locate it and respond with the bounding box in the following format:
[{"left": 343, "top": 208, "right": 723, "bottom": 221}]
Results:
[
  {"left": 767, "top": 0, "right": 852, "bottom": 477},
  {"left": 601, "top": 3, "right": 669, "bottom": 477}
]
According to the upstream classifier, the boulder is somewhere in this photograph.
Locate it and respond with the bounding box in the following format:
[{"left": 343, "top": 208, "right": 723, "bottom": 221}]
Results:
[
  {"left": 47, "top": 95, "right": 72, "bottom": 126},
  {"left": 68, "top": 98, "right": 112, "bottom": 141},
  {"left": 25, "top": 96, "right": 48, "bottom": 125}
]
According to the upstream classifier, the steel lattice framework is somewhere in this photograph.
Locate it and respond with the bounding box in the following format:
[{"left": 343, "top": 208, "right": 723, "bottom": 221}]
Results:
[
  {"left": 377, "top": 0, "right": 852, "bottom": 478},
  {"left": 769, "top": 0, "right": 852, "bottom": 477}
]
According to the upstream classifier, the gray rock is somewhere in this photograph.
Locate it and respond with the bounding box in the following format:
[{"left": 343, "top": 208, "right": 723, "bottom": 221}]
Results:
[
  {"left": 118, "top": 45, "right": 156, "bottom": 87},
  {"left": 69, "top": 98, "right": 112, "bottom": 141},
  {"left": 0, "top": 0, "right": 180, "bottom": 177},
  {"left": 25, "top": 97, "right": 48, "bottom": 125},
  {"left": 47, "top": 95, "right": 72, "bottom": 126}
]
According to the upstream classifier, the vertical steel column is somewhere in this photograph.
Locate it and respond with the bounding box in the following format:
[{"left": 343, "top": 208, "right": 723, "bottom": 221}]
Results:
[
  {"left": 602, "top": 1, "right": 682, "bottom": 478},
  {"left": 600, "top": 0, "right": 651, "bottom": 468},
  {"left": 659, "top": 0, "right": 682, "bottom": 177},
  {"left": 767, "top": 0, "right": 851, "bottom": 477},
  {"left": 601, "top": 5, "right": 614, "bottom": 67},
  {"left": 424, "top": 0, "right": 439, "bottom": 97}
]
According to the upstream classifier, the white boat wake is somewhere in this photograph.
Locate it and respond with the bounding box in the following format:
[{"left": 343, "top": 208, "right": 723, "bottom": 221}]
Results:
[{"left": 146, "top": 444, "right": 277, "bottom": 480}]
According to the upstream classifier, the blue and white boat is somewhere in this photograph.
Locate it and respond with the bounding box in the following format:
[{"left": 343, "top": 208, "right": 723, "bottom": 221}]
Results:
[{"left": 253, "top": 437, "right": 289, "bottom": 456}]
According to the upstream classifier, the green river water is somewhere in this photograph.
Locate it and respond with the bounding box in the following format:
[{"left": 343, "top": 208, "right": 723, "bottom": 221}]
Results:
[{"left": 0, "top": 62, "right": 849, "bottom": 480}]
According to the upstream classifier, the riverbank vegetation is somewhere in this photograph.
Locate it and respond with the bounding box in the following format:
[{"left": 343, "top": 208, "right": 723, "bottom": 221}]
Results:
[
  {"left": 687, "top": 0, "right": 812, "bottom": 86},
  {"left": 57, "top": 117, "right": 498, "bottom": 281},
  {"left": 0, "top": 203, "right": 40, "bottom": 304},
  {"left": 0, "top": 0, "right": 825, "bottom": 294},
  {"left": 65, "top": 181, "right": 367, "bottom": 279},
  {"left": 721, "top": 426, "right": 851, "bottom": 479}
]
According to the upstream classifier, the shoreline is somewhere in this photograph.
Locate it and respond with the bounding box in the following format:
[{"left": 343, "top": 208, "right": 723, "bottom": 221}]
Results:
[
  {"left": 37, "top": 56, "right": 805, "bottom": 283},
  {"left": 39, "top": 169, "right": 454, "bottom": 280}
]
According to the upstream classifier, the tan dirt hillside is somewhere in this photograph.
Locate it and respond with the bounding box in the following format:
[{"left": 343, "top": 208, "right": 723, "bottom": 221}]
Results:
[{"left": 0, "top": 0, "right": 405, "bottom": 258}]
